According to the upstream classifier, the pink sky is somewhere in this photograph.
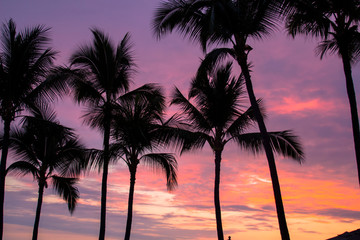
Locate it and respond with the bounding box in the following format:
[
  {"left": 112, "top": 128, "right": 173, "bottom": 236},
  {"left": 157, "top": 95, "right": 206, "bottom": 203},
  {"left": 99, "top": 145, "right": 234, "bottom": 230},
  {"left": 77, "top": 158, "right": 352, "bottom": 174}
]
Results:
[{"left": 1, "top": 0, "right": 360, "bottom": 239}]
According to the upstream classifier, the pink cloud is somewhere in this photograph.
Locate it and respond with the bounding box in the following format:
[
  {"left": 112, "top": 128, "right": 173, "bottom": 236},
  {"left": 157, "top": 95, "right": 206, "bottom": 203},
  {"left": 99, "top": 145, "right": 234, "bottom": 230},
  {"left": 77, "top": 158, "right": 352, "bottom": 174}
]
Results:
[{"left": 271, "top": 96, "right": 336, "bottom": 115}]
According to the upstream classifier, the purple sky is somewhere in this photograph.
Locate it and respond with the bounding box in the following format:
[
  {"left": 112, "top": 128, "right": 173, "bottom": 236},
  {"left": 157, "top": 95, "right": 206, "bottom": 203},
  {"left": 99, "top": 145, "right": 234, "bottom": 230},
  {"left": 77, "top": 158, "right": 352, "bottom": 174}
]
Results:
[{"left": 1, "top": 0, "right": 360, "bottom": 240}]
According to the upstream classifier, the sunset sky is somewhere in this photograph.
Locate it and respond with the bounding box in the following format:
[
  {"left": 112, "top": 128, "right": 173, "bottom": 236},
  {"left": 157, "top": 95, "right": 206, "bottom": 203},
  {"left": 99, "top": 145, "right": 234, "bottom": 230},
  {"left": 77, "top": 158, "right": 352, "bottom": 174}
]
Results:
[{"left": 1, "top": 0, "right": 360, "bottom": 240}]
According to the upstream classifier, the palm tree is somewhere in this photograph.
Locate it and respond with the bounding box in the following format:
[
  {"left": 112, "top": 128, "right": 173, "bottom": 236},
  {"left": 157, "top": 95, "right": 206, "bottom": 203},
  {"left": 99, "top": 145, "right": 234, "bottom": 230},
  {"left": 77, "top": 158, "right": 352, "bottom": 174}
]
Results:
[
  {"left": 0, "top": 19, "right": 66, "bottom": 240},
  {"left": 153, "top": 1, "right": 295, "bottom": 239},
  {"left": 110, "top": 89, "right": 177, "bottom": 240},
  {"left": 68, "top": 29, "right": 166, "bottom": 240},
  {"left": 169, "top": 62, "right": 303, "bottom": 240},
  {"left": 5, "top": 105, "right": 85, "bottom": 240},
  {"left": 283, "top": 0, "right": 360, "bottom": 185}
]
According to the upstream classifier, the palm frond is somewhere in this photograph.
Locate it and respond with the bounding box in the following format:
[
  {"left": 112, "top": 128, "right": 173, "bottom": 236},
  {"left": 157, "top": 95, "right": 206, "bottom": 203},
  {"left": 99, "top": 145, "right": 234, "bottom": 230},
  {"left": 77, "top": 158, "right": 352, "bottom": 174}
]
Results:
[
  {"left": 51, "top": 175, "right": 79, "bottom": 213},
  {"left": 70, "top": 73, "right": 104, "bottom": 105},
  {"left": 285, "top": 0, "right": 331, "bottom": 38},
  {"left": 117, "top": 83, "right": 166, "bottom": 114},
  {"left": 114, "top": 32, "right": 136, "bottom": 93},
  {"left": 0, "top": 19, "right": 57, "bottom": 121},
  {"left": 233, "top": 130, "right": 304, "bottom": 162},
  {"left": 6, "top": 160, "right": 39, "bottom": 178},
  {"left": 140, "top": 153, "right": 178, "bottom": 191},
  {"left": 225, "top": 99, "right": 263, "bottom": 137},
  {"left": 81, "top": 104, "right": 108, "bottom": 131},
  {"left": 268, "top": 130, "right": 304, "bottom": 162},
  {"left": 153, "top": 0, "right": 205, "bottom": 40},
  {"left": 159, "top": 115, "right": 209, "bottom": 154},
  {"left": 316, "top": 38, "right": 339, "bottom": 59},
  {"left": 196, "top": 47, "right": 236, "bottom": 80},
  {"left": 54, "top": 139, "right": 87, "bottom": 177},
  {"left": 171, "top": 87, "right": 211, "bottom": 132},
  {"left": 83, "top": 148, "right": 106, "bottom": 172},
  {"left": 7, "top": 128, "right": 40, "bottom": 167},
  {"left": 26, "top": 66, "right": 70, "bottom": 104},
  {"left": 349, "top": 29, "right": 360, "bottom": 62}
]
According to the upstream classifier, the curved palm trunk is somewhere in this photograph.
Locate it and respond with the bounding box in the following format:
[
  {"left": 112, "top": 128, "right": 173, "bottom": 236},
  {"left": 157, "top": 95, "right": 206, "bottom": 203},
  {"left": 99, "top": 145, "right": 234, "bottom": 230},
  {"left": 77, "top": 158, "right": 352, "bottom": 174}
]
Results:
[
  {"left": 124, "top": 169, "right": 136, "bottom": 240},
  {"left": 32, "top": 183, "right": 45, "bottom": 240},
  {"left": 214, "top": 150, "right": 224, "bottom": 240},
  {"left": 341, "top": 52, "right": 360, "bottom": 186},
  {"left": 235, "top": 39, "right": 290, "bottom": 240},
  {"left": 0, "top": 119, "right": 11, "bottom": 240},
  {"left": 99, "top": 122, "right": 111, "bottom": 240}
]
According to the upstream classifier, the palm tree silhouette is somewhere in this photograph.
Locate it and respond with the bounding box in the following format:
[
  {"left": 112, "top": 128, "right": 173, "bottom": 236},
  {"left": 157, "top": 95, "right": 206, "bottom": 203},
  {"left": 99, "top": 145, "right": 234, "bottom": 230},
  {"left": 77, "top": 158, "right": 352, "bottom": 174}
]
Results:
[
  {"left": 67, "top": 29, "right": 166, "bottom": 240},
  {"left": 110, "top": 89, "right": 177, "bottom": 240},
  {"left": 0, "top": 19, "right": 66, "bottom": 240},
  {"left": 169, "top": 62, "right": 303, "bottom": 240},
  {"left": 5, "top": 105, "right": 85, "bottom": 240},
  {"left": 284, "top": 0, "right": 360, "bottom": 186},
  {"left": 153, "top": 1, "right": 296, "bottom": 239}
]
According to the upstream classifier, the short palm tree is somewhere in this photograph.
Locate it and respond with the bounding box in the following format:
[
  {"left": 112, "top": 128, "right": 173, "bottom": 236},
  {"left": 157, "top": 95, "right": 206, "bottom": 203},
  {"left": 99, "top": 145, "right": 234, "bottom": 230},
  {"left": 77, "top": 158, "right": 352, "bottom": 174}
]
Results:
[
  {"left": 5, "top": 105, "right": 85, "bottom": 240},
  {"left": 153, "top": 1, "right": 295, "bottom": 239},
  {"left": 0, "top": 19, "right": 65, "bottom": 240},
  {"left": 169, "top": 62, "right": 303, "bottom": 240},
  {"left": 284, "top": 0, "right": 360, "bottom": 185},
  {"left": 68, "top": 28, "right": 166, "bottom": 240},
  {"left": 110, "top": 89, "right": 177, "bottom": 240}
]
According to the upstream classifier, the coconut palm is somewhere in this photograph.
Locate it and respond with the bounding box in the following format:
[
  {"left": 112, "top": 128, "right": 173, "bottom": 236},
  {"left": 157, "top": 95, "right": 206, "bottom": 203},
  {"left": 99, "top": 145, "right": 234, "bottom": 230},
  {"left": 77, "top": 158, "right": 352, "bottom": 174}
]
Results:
[
  {"left": 0, "top": 19, "right": 66, "bottom": 240},
  {"left": 153, "top": 1, "right": 295, "bottom": 239},
  {"left": 283, "top": 0, "right": 360, "bottom": 185},
  {"left": 109, "top": 89, "right": 177, "bottom": 240},
  {"left": 169, "top": 62, "right": 303, "bottom": 240},
  {"left": 68, "top": 29, "right": 166, "bottom": 240},
  {"left": 4, "top": 105, "right": 85, "bottom": 240}
]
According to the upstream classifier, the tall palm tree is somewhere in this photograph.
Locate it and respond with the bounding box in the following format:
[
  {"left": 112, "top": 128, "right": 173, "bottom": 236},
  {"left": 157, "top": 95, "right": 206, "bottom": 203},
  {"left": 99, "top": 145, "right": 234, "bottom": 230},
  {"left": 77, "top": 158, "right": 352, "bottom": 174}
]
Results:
[
  {"left": 153, "top": 1, "right": 295, "bottom": 239},
  {"left": 0, "top": 19, "right": 65, "bottom": 240},
  {"left": 68, "top": 29, "right": 166, "bottom": 240},
  {"left": 283, "top": 0, "right": 360, "bottom": 185},
  {"left": 169, "top": 62, "right": 303, "bottom": 240},
  {"left": 110, "top": 89, "right": 177, "bottom": 240},
  {"left": 4, "top": 105, "right": 85, "bottom": 240}
]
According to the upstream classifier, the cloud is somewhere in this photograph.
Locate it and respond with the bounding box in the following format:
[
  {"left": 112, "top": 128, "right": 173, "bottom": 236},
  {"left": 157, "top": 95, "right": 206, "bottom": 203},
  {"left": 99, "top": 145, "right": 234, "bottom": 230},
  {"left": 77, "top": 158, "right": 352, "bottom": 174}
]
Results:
[
  {"left": 316, "top": 208, "right": 360, "bottom": 221},
  {"left": 271, "top": 97, "right": 336, "bottom": 115}
]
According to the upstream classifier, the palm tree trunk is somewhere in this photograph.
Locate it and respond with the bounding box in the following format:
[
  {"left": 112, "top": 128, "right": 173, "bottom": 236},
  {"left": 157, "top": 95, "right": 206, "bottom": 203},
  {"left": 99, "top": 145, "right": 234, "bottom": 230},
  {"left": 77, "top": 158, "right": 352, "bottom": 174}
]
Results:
[
  {"left": 124, "top": 169, "right": 136, "bottom": 240},
  {"left": 32, "top": 183, "right": 45, "bottom": 240},
  {"left": 214, "top": 150, "right": 224, "bottom": 240},
  {"left": 235, "top": 42, "right": 290, "bottom": 240},
  {"left": 99, "top": 122, "right": 111, "bottom": 240},
  {"left": 0, "top": 119, "right": 11, "bottom": 240},
  {"left": 341, "top": 52, "right": 360, "bottom": 186}
]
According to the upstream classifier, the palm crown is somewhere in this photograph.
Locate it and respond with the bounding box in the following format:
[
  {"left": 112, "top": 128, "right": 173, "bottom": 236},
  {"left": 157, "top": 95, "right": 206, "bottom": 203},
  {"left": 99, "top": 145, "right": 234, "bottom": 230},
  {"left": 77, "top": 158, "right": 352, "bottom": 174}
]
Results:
[
  {"left": 112, "top": 92, "right": 177, "bottom": 190},
  {"left": 5, "top": 105, "right": 85, "bottom": 240},
  {"left": 0, "top": 19, "right": 67, "bottom": 240},
  {"left": 285, "top": 0, "right": 360, "bottom": 62},
  {"left": 0, "top": 19, "right": 65, "bottom": 121},
  {"left": 153, "top": 0, "right": 282, "bottom": 51},
  {"left": 169, "top": 62, "right": 303, "bottom": 240},
  {"left": 6, "top": 105, "right": 84, "bottom": 212},
  {"left": 69, "top": 29, "right": 134, "bottom": 128},
  {"left": 111, "top": 90, "right": 177, "bottom": 240},
  {"left": 172, "top": 62, "right": 303, "bottom": 162}
]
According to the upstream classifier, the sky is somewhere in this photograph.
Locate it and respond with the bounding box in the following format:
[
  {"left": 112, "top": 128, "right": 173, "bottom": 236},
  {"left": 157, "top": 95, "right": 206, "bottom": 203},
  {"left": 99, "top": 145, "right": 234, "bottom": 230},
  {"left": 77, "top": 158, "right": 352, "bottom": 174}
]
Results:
[{"left": 1, "top": 0, "right": 360, "bottom": 240}]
